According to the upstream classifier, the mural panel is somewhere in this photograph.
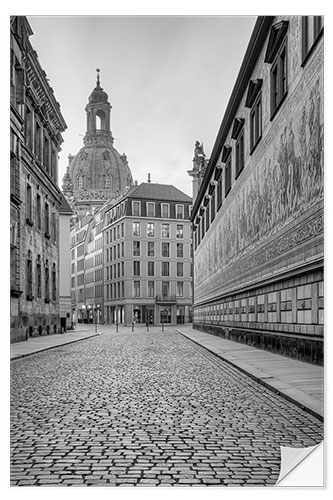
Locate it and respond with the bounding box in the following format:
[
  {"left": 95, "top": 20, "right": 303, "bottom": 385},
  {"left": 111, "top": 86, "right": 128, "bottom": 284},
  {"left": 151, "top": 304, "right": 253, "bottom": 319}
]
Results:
[{"left": 195, "top": 76, "right": 324, "bottom": 300}]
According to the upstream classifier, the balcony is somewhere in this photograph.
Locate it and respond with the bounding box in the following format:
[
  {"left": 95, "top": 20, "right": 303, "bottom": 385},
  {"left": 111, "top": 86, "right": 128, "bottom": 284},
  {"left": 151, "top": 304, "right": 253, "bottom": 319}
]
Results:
[{"left": 156, "top": 295, "right": 177, "bottom": 304}]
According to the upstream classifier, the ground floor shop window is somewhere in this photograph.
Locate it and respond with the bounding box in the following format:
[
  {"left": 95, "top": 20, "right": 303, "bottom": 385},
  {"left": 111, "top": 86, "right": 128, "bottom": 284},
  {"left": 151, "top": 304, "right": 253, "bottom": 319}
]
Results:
[{"left": 160, "top": 306, "right": 171, "bottom": 324}]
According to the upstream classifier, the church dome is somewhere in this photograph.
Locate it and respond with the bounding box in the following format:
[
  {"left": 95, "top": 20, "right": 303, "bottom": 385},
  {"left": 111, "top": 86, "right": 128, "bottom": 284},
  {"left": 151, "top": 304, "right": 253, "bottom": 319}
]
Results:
[
  {"left": 68, "top": 144, "right": 132, "bottom": 197},
  {"left": 62, "top": 70, "right": 133, "bottom": 216}
]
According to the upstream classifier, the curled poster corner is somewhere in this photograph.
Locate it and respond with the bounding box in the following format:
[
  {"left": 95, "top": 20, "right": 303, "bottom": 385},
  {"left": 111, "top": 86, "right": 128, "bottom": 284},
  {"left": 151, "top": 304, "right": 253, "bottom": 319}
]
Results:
[{"left": 275, "top": 441, "right": 324, "bottom": 487}]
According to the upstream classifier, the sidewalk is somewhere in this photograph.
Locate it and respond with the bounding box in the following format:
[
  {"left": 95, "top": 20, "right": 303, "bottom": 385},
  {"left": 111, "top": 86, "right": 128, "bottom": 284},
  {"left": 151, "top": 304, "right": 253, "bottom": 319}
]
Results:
[
  {"left": 10, "top": 324, "right": 102, "bottom": 361},
  {"left": 176, "top": 326, "right": 324, "bottom": 421}
]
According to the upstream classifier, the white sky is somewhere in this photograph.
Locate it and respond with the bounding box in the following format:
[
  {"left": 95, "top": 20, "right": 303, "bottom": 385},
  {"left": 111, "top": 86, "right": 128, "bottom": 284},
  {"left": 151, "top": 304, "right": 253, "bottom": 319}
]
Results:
[{"left": 26, "top": 15, "right": 256, "bottom": 197}]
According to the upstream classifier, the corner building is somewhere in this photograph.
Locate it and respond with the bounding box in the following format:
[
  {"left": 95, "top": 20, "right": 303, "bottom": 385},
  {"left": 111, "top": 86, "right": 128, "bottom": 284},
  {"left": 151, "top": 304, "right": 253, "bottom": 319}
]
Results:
[
  {"left": 103, "top": 182, "right": 193, "bottom": 326},
  {"left": 191, "top": 16, "right": 323, "bottom": 364}
]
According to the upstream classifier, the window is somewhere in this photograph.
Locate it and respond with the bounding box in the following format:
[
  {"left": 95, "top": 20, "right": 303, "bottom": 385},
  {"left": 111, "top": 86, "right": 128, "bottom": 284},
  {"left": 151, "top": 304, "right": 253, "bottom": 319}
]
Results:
[
  {"left": 52, "top": 210, "right": 57, "bottom": 242},
  {"left": 147, "top": 241, "right": 155, "bottom": 257},
  {"left": 225, "top": 155, "right": 232, "bottom": 196},
  {"left": 177, "top": 262, "right": 184, "bottom": 277},
  {"left": 132, "top": 221, "right": 140, "bottom": 237},
  {"left": 45, "top": 259, "right": 50, "bottom": 302},
  {"left": 235, "top": 130, "right": 245, "bottom": 178},
  {"left": 133, "top": 241, "right": 140, "bottom": 256},
  {"left": 147, "top": 222, "right": 155, "bottom": 237},
  {"left": 147, "top": 202, "right": 155, "bottom": 217},
  {"left": 44, "top": 135, "right": 50, "bottom": 173},
  {"left": 176, "top": 282, "right": 184, "bottom": 298},
  {"left": 162, "top": 262, "right": 170, "bottom": 277},
  {"left": 211, "top": 190, "right": 216, "bottom": 222},
  {"left": 270, "top": 42, "right": 287, "bottom": 115},
  {"left": 132, "top": 201, "right": 141, "bottom": 216},
  {"left": 25, "top": 106, "right": 33, "bottom": 150},
  {"left": 36, "top": 255, "right": 41, "bottom": 299},
  {"left": 26, "top": 251, "right": 33, "bottom": 300},
  {"left": 35, "top": 120, "right": 41, "bottom": 161},
  {"left": 148, "top": 261, "right": 155, "bottom": 276},
  {"left": 176, "top": 205, "right": 184, "bottom": 219},
  {"left": 148, "top": 281, "right": 155, "bottom": 298},
  {"left": 162, "top": 281, "right": 170, "bottom": 298},
  {"left": 216, "top": 170, "right": 222, "bottom": 210},
  {"left": 205, "top": 206, "right": 210, "bottom": 231},
  {"left": 161, "top": 242, "right": 170, "bottom": 258},
  {"left": 161, "top": 223, "right": 170, "bottom": 238},
  {"left": 52, "top": 264, "right": 56, "bottom": 301},
  {"left": 133, "top": 261, "right": 140, "bottom": 276},
  {"left": 26, "top": 183, "right": 33, "bottom": 224},
  {"left": 161, "top": 203, "right": 170, "bottom": 218},
  {"left": 133, "top": 281, "right": 140, "bottom": 298},
  {"left": 36, "top": 194, "right": 41, "bottom": 230},
  {"left": 250, "top": 94, "right": 262, "bottom": 152},
  {"left": 121, "top": 223, "right": 124, "bottom": 237},
  {"left": 44, "top": 202, "right": 50, "bottom": 237},
  {"left": 177, "top": 242, "right": 184, "bottom": 258},
  {"left": 302, "top": 16, "right": 323, "bottom": 62},
  {"left": 264, "top": 21, "right": 289, "bottom": 117},
  {"left": 176, "top": 224, "right": 184, "bottom": 239}
]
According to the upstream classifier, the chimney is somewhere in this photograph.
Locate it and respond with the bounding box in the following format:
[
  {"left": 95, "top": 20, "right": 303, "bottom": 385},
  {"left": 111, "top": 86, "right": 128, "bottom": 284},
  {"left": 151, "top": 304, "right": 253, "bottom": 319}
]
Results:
[{"left": 147, "top": 173, "right": 151, "bottom": 183}]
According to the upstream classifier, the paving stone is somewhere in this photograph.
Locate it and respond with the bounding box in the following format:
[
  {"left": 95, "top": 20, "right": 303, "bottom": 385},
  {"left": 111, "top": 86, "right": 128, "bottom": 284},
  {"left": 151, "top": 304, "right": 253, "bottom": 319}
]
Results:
[{"left": 10, "top": 327, "right": 324, "bottom": 487}]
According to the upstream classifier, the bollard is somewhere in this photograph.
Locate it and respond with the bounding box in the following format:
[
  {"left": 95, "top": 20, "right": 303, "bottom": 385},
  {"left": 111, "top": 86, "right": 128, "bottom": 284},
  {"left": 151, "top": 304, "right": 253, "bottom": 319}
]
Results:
[
  {"left": 146, "top": 321, "right": 149, "bottom": 332},
  {"left": 116, "top": 322, "right": 118, "bottom": 332},
  {"left": 132, "top": 322, "right": 134, "bottom": 332},
  {"left": 162, "top": 321, "right": 164, "bottom": 332}
]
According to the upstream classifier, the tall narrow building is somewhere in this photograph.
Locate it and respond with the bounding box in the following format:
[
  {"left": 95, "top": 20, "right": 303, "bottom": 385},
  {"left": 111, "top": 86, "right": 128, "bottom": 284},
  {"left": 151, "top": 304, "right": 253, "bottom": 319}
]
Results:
[{"left": 62, "top": 70, "right": 133, "bottom": 219}]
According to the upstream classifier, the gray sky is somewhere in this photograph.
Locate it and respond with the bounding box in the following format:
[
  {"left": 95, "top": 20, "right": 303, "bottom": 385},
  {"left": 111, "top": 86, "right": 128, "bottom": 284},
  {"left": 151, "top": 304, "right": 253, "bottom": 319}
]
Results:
[{"left": 27, "top": 15, "right": 256, "bottom": 196}]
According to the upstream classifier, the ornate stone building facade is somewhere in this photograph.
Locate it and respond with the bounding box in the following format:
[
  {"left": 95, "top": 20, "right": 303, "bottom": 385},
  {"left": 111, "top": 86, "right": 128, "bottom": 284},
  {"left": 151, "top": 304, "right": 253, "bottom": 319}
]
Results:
[
  {"left": 62, "top": 71, "right": 133, "bottom": 219},
  {"left": 191, "top": 16, "right": 324, "bottom": 364},
  {"left": 10, "top": 16, "right": 67, "bottom": 342}
]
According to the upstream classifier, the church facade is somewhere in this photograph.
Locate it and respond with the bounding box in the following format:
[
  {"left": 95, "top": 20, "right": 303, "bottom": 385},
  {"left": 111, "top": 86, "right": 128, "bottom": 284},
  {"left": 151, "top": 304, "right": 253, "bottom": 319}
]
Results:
[{"left": 191, "top": 16, "right": 324, "bottom": 364}]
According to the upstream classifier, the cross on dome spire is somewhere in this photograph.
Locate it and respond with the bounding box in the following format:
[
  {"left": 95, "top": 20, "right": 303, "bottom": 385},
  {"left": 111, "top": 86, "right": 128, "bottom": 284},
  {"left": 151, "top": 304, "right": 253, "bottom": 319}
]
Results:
[{"left": 96, "top": 68, "right": 100, "bottom": 87}]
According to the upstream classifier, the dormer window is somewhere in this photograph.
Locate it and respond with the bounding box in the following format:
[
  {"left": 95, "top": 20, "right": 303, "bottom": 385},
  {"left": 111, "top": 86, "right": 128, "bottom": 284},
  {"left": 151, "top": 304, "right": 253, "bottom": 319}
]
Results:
[
  {"left": 265, "top": 21, "right": 289, "bottom": 118},
  {"left": 245, "top": 80, "right": 262, "bottom": 154},
  {"left": 302, "top": 16, "right": 323, "bottom": 65},
  {"left": 222, "top": 145, "right": 232, "bottom": 197},
  {"left": 231, "top": 118, "right": 245, "bottom": 178}
]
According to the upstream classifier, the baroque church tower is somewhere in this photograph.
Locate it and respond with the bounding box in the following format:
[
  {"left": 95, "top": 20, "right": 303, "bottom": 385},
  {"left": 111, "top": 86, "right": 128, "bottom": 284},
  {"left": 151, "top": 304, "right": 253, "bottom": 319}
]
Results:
[{"left": 62, "top": 70, "right": 133, "bottom": 218}]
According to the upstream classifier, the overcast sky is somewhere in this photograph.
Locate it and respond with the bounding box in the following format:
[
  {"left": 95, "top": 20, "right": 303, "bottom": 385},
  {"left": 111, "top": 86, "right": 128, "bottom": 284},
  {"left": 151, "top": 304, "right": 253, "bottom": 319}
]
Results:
[{"left": 27, "top": 15, "right": 256, "bottom": 197}]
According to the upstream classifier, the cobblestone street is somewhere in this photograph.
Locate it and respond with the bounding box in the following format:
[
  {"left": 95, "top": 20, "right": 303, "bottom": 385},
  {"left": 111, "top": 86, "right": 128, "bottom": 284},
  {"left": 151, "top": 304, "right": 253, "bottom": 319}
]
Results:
[{"left": 10, "top": 327, "right": 324, "bottom": 487}]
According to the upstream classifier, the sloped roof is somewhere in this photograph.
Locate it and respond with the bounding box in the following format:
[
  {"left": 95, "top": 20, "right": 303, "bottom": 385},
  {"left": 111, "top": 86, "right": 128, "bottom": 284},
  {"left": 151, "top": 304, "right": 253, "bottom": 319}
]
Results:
[
  {"left": 59, "top": 193, "right": 73, "bottom": 215},
  {"left": 126, "top": 182, "right": 192, "bottom": 203}
]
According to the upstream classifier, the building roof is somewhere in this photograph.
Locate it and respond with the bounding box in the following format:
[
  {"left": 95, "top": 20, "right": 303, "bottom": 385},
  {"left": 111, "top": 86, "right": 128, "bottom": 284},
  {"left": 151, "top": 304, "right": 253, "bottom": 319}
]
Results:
[
  {"left": 125, "top": 182, "right": 192, "bottom": 203},
  {"left": 191, "top": 16, "right": 274, "bottom": 219},
  {"left": 59, "top": 192, "right": 73, "bottom": 215}
]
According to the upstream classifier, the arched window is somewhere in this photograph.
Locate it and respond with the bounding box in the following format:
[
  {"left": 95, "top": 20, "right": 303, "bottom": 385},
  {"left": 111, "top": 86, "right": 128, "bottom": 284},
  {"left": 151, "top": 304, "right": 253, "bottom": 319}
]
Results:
[{"left": 95, "top": 109, "right": 106, "bottom": 130}]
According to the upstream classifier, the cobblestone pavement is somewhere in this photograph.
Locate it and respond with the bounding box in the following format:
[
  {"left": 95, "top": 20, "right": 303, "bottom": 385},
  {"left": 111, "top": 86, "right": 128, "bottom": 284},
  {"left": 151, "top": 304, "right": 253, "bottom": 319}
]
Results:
[{"left": 10, "top": 327, "right": 324, "bottom": 487}]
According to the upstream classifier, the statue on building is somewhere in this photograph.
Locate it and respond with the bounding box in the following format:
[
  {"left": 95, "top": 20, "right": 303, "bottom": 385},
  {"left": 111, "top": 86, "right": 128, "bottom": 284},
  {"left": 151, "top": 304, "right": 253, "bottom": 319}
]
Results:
[{"left": 194, "top": 140, "right": 206, "bottom": 171}]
